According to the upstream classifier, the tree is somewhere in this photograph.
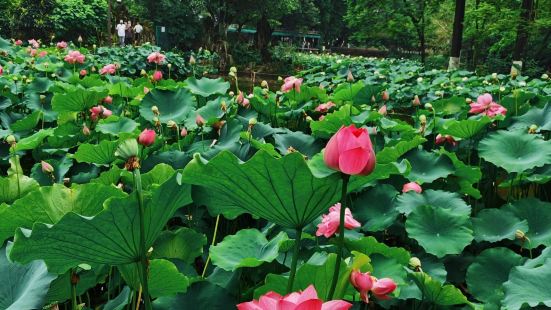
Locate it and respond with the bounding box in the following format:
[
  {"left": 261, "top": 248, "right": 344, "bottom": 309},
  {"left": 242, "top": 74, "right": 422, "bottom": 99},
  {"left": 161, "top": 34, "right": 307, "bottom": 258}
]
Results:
[
  {"left": 449, "top": 0, "right": 466, "bottom": 70},
  {"left": 511, "top": 0, "right": 535, "bottom": 74},
  {"left": 11, "top": 0, "right": 56, "bottom": 40}
]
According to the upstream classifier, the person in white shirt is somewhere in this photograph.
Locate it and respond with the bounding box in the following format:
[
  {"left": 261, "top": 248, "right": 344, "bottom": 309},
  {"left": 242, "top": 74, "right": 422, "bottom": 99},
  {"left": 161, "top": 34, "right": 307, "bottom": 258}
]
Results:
[
  {"left": 134, "top": 22, "right": 143, "bottom": 45},
  {"left": 116, "top": 20, "right": 126, "bottom": 47}
]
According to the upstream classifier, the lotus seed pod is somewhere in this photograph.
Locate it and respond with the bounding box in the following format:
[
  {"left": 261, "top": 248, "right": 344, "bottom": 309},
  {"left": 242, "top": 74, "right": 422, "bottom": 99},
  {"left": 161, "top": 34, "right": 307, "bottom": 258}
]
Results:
[
  {"left": 229, "top": 91, "right": 235, "bottom": 97},
  {"left": 167, "top": 63, "right": 172, "bottom": 69},
  {"left": 115, "top": 139, "right": 139, "bottom": 160},
  {"left": 409, "top": 257, "right": 422, "bottom": 270},
  {"left": 466, "top": 98, "right": 472, "bottom": 103},
  {"left": 492, "top": 73, "right": 498, "bottom": 79},
  {"left": 261, "top": 80, "right": 268, "bottom": 88},
  {"left": 6, "top": 135, "right": 16, "bottom": 144},
  {"left": 248, "top": 118, "right": 257, "bottom": 126},
  {"left": 528, "top": 124, "right": 538, "bottom": 134},
  {"left": 167, "top": 120, "right": 177, "bottom": 129},
  {"left": 424, "top": 103, "right": 433, "bottom": 110},
  {"left": 515, "top": 229, "right": 526, "bottom": 240},
  {"left": 419, "top": 115, "right": 427, "bottom": 124},
  {"left": 542, "top": 73, "right": 549, "bottom": 80},
  {"left": 151, "top": 105, "right": 159, "bottom": 115},
  {"left": 230, "top": 66, "right": 237, "bottom": 73}
]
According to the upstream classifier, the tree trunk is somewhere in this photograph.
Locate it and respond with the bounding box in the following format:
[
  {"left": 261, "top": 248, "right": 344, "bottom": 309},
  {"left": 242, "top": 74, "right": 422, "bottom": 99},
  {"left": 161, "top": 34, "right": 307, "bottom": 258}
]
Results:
[
  {"left": 107, "top": 0, "right": 112, "bottom": 45},
  {"left": 449, "top": 0, "right": 466, "bottom": 70},
  {"left": 512, "top": 0, "right": 535, "bottom": 74},
  {"left": 255, "top": 14, "right": 272, "bottom": 62}
]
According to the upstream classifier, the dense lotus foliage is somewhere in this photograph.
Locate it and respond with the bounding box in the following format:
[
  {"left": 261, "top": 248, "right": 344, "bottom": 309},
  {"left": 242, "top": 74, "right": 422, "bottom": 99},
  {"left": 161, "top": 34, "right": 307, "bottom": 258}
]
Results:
[{"left": 1, "top": 37, "right": 551, "bottom": 310}]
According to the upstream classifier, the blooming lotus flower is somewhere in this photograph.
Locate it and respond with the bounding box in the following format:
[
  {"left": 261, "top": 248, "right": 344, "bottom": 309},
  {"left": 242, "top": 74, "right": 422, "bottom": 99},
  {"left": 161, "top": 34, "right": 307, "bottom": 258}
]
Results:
[
  {"left": 56, "top": 41, "right": 68, "bottom": 49},
  {"left": 281, "top": 76, "right": 303, "bottom": 93},
  {"left": 138, "top": 129, "right": 156, "bottom": 146},
  {"left": 89, "top": 105, "right": 111, "bottom": 121},
  {"left": 378, "top": 104, "right": 387, "bottom": 115},
  {"left": 38, "top": 51, "right": 47, "bottom": 58},
  {"left": 236, "top": 91, "right": 250, "bottom": 108},
  {"left": 371, "top": 278, "right": 397, "bottom": 300},
  {"left": 29, "top": 49, "right": 37, "bottom": 57},
  {"left": 324, "top": 125, "right": 376, "bottom": 176},
  {"left": 147, "top": 52, "right": 166, "bottom": 64},
  {"left": 103, "top": 96, "right": 113, "bottom": 104},
  {"left": 469, "top": 93, "right": 507, "bottom": 117},
  {"left": 435, "top": 134, "right": 457, "bottom": 146},
  {"left": 99, "top": 64, "right": 117, "bottom": 75},
  {"left": 315, "top": 101, "right": 336, "bottom": 113},
  {"left": 237, "top": 285, "right": 352, "bottom": 310},
  {"left": 41, "top": 161, "right": 54, "bottom": 173},
  {"left": 79, "top": 69, "right": 87, "bottom": 76},
  {"left": 64, "top": 51, "right": 85, "bottom": 64},
  {"left": 196, "top": 114, "right": 205, "bottom": 127},
  {"left": 14, "top": 39, "right": 23, "bottom": 46},
  {"left": 28, "top": 39, "right": 39, "bottom": 48},
  {"left": 152, "top": 70, "right": 163, "bottom": 81},
  {"left": 402, "top": 182, "right": 422, "bottom": 193},
  {"left": 316, "top": 203, "right": 361, "bottom": 238},
  {"left": 350, "top": 270, "right": 374, "bottom": 303}
]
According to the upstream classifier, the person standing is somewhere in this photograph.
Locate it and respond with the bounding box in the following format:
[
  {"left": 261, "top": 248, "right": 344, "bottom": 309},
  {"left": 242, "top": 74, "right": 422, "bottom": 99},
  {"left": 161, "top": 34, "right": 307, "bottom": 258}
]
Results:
[
  {"left": 125, "top": 21, "right": 133, "bottom": 46},
  {"left": 116, "top": 20, "right": 126, "bottom": 47},
  {"left": 133, "top": 22, "right": 143, "bottom": 45}
]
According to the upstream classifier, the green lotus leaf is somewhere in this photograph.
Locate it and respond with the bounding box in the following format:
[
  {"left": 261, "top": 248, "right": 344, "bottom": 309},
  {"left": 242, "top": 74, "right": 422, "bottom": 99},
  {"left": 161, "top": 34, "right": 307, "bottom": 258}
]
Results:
[
  {"left": 0, "top": 175, "right": 39, "bottom": 205},
  {"left": 10, "top": 172, "right": 191, "bottom": 273},
  {"left": 184, "top": 97, "right": 226, "bottom": 129},
  {"left": 210, "top": 229, "right": 287, "bottom": 271},
  {"left": 431, "top": 96, "right": 465, "bottom": 115},
  {"left": 353, "top": 84, "right": 384, "bottom": 105},
  {"left": 0, "top": 246, "right": 56, "bottom": 310},
  {"left": 10, "top": 110, "right": 42, "bottom": 132},
  {"left": 14, "top": 128, "right": 54, "bottom": 151},
  {"left": 96, "top": 116, "right": 138, "bottom": 136},
  {"left": 140, "top": 89, "right": 196, "bottom": 124},
  {"left": 345, "top": 236, "right": 411, "bottom": 265},
  {"left": 30, "top": 157, "right": 74, "bottom": 186},
  {"left": 121, "top": 163, "right": 175, "bottom": 190},
  {"left": 310, "top": 105, "right": 354, "bottom": 138},
  {"left": 51, "top": 89, "right": 108, "bottom": 113},
  {"left": 404, "top": 149, "right": 454, "bottom": 183},
  {"left": 395, "top": 189, "right": 471, "bottom": 217},
  {"left": 502, "top": 198, "right": 551, "bottom": 249},
  {"left": 466, "top": 247, "right": 525, "bottom": 307},
  {"left": 109, "top": 82, "right": 143, "bottom": 98},
  {"left": 153, "top": 281, "right": 236, "bottom": 310},
  {"left": 503, "top": 248, "right": 551, "bottom": 309},
  {"left": 406, "top": 205, "right": 473, "bottom": 258},
  {"left": 119, "top": 259, "right": 190, "bottom": 298},
  {"left": 103, "top": 286, "right": 131, "bottom": 310},
  {"left": 472, "top": 209, "right": 529, "bottom": 243},
  {"left": 500, "top": 91, "right": 535, "bottom": 117},
  {"left": 478, "top": 130, "right": 551, "bottom": 173},
  {"left": 181, "top": 150, "right": 341, "bottom": 228},
  {"left": 439, "top": 149, "right": 482, "bottom": 198},
  {"left": 273, "top": 130, "right": 323, "bottom": 158},
  {"left": 73, "top": 140, "right": 118, "bottom": 165},
  {"left": 331, "top": 81, "right": 364, "bottom": 103},
  {"left": 353, "top": 185, "right": 399, "bottom": 232},
  {"left": 510, "top": 103, "right": 551, "bottom": 132},
  {"left": 184, "top": 77, "right": 230, "bottom": 97},
  {"left": 379, "top": 118, "right": 416, "bottom": 134},
  {"left": 376, "top": 135, "right": 426, "bottom": 164},
  {"left": 439, "top": 116, "right": 492, "bottom": 139},
  {"left": 152, "top": 227, "right": 207, "bottom": 264},
  {"left": 409, "top": 271, "right": 468, "bottom": 306},
  {"left": 0, "top": 183, "right": 126, "bottom": 242},
  {"left": 348, "top": 160, "right": 411, "bottom": 192},
  {"left": 46, "top": 266, "right": 108, "bottom": 303}
]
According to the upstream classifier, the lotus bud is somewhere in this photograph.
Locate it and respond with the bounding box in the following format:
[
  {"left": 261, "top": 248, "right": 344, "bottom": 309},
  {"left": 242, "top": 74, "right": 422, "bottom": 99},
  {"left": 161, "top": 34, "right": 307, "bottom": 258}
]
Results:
[
  {"left": 382, "top": 91, "right": 389, "bottom": 101},
  {"left": 409, "top": 257, "right": 422, "bottom": 271},
  {"left": 278, "top": 76, "right": 283, "bottom": 81},
  {"left": 528, "top": 124, "right": 538, "bottom": 134},
  {"left": 221, "top": 101, "right": 227, "bottom": 112},
  {"left": 91, "top": 66, "right": 96, "bottom": 72},
  {"left": 140, "top": 69, "right": 147, "bottom": 76},
  {"left": 261, "top": 80, "right": 268, "bottom": 88},
  {"left": 40, "top": 94, "right": 46, "bottom": 102},
  {"left": 466, "top": 98, "right": 472, "bottom": 103},
  {"left": 93, "top": 44, "right": 97, "bottom": 49},
  {"left": 152, "top": 117, "right": 160, "bottom": 127},
  {"left": 180, "top": 127, "right": 188, "bottom": 137},
  {"left": 306, "top": 116, "right": 313, "bottom": 123},
  {"left": 167, "top": 63, "right": 172, "bottom": 69},
  {"left": 347, "top": 70, "right": 354, "bottom": 82},
  {"left": 230, "top": 66, "right": 237, "bottom": 74},
  {"left": 196, "top": 114, "right": 205, "bottom": 127},
  {"left": 41, "top": 160, "right": 54, "bottom": 174},
  {"left": 189, "top": 55, "right": 196, "bottom": 65},
  {"left": 115, "top": 139, "right": 139, "bottom": 160},
  {"left": 229, "top": 91, "right": 235, "bottom": 97},
  {"left": 412, "top": 95, "right": 421, "bottom": 106},
  {"left": 78, "top": 35, "right": 83, "bottom": 43},
  {"left": 492, "top": 73, "right": 498, "bottom": 80},
  {"left": 82, "top": 124, "right": 90, "bottom": 136},
  {"left": 103, "top": 96, "right": 113, "bottom": 104},
  {"left": 541, "top": 73, "right": 549, "bottom": 80},
  {"left": 80, "top": 69, "right": 87, "bottom": 76},
  {"left": 424, "top": 103, "right": 433, "bottom": 110},
  {"left": 151, "top": 105, "right": 159, "bottom": 115},
  {"left": 167, "top": 120, "right": 177, "bottom": 129},
  {"left": 371, "top": 95, "right": 376, "bottom": 103},
  {"left": 6, "top": 134, "right": 16, "bottom": 145},
  {"left": 228, "top": 71, "right": 235, "bottom": 78},
  {"left": 419, "top": 114, "right": 427, "bottom": 125}
]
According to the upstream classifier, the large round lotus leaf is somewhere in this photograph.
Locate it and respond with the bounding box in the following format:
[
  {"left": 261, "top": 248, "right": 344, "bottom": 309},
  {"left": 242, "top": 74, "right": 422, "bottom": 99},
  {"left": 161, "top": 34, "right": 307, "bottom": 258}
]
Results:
[
  {"left": 184, "top": 77, "right": 230, "bottom": 97},
  {"left": 502, "top": 198, "right": 551, "bottom": 249},
  {"left": 74, "top": 140, "right": 119, "bottom": 165},
  {"left": 510, "top": 103, "right": 551, "bottom": 132},
  {"left": 439, "top": 116, "right": 492, "bottom": 139},
  {"left": 503, "top": 248, "right": 551, "bottom": 310},
  {"left": 51, "top": 89, "right": 108, "bottom": 113},
  {"left": 406, "top": 205, "right": 473, "bottom": 258},
  {"left": 353, "top": 184, "right": 399, "bottom": 232},
  {"left": 404, "top": 149, "right": 454, "bottom": 183},
  {"left": 140, "top": 89, "right": 196, "bottom": 124},
  {"left": 0, "top": 246, "right": 56, "bottom": 310},
  {"left": 431, "top": 96, "right": 465, "bottom": 115},
  {"left": 152, "top": 227, "right": 207, "bottom": 264},
  {"left": 395, "top": 189, "right": 471, "bottom": 217},
  {"left": 466, "top": 247, "right": 524, "bottom": 307},
  {"left": 210, "top": 229, "right": 287, "bottom": 271},
  {"left": 472, "top": 208, "right": 528, "bottom": 243},
  {"left": 478, "top": 130, "right": 551, "bottom": 173},
  {"left": 273, "top": 130, "right": 324, "bottom": 159},
  {"left": 96, "top": 116, "right": 138, "bottom": 136},
  {"left": 408, "top": 272, "right": 468, "bottom": 306}
]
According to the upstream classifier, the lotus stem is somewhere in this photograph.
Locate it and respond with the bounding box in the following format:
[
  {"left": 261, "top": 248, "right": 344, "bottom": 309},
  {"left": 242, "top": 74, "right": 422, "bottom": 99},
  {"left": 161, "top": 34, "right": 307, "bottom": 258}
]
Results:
[
  {"left": 286, "top": 227, "right": 303, "bottom": 293},
  {"left": 132, "top": 169, "right": 152, "bottom": 310},
  {"left": 201, "top": 214, "right": 221, "bottom": 278},
  {"left": 327, "top": 173, "right": 350, "bottom": 300}
]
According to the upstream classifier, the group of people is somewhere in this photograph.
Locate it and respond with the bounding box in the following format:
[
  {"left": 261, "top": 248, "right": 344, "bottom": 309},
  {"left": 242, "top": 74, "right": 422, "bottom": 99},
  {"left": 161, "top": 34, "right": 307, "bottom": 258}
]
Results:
[{"left": 116, "top": 20, "right": 143, "bottom": 47}]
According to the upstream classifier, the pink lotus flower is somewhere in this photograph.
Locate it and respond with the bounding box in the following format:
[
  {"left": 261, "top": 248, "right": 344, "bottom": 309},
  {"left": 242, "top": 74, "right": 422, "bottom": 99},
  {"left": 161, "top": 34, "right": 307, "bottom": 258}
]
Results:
[
  {"left": 316, "top": 203, "right": 361, "bottom": 238},
  {"left": 435, "top": 134, "right": 457, "bottom": 146},
  {"left": 324, "top": 124, "right": 376, "bottom": 176},
  {"left": 371, "top": 278, "right": 397, "bottom": 300},
  {"left": 152, "top": 70, "right": 163, "bottom": 81},
  {"left": 237, "top": 285, "right": 352, "bottom": 310},
  {"left": 147, "top": 52, "right": 166, "bottom": 65},
  {"left": 29, "top": 49, "right": 37, "bottom": 57},
  {"left": 469, "top": 93, "right": 507, "bottom": 117},
  {"left": 138, "top": 129, "right": 156, "bottom": 146},
  {"left": 79, "top": 69, "right": 87, "bottom": 76},
  {"left": 319, "top": 115, "right": 325, "bottom": 121},
  {"left": 99, "top": 64, "right": 117, "bottom": 75},
  {"left": 89, "top": 105, "right": 112, "bottom": 121},
  {"left": 402, "top": 182, "right": 422, "bottom": 193},
  {"left": 103, "top": 96, "right": 113, "bottom": 104},
  {"left": 315, "top": 101, "right": 336, "bottom": 113},
  {"left": 41, "top": 161, "right": 54, "bottom": 173},
  {"left": 196, "top": 114, "right": 205, "bottom": 127},
  {"left": 382, "top": 91, "right": 390, "bottom": 101},
  {"left": 14, "top": 39, "right": 23, "bottom": 46},
  {"left": 378, "top": 104, "right": 387, "bottom": 115},
  {"left": 56, "top": 41, "right": 68, "bottom": 49},
  {"left": 236, "top": 91, "right": 250, "bottom": 108},
  {"left": 64, "top": 51, "right": 85, "bottom": 64},
  {"left": 0, "top": 65, "right": 3, "bottom": 76},
  {"left": 38, "top": 51, "right": 47, "bottom": 58},
  {"left": 28, "top": 39, "right": 39, "bottom": 48},
  {"left": 281, "top": 76, "right": 303, "bottom": 93}
]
